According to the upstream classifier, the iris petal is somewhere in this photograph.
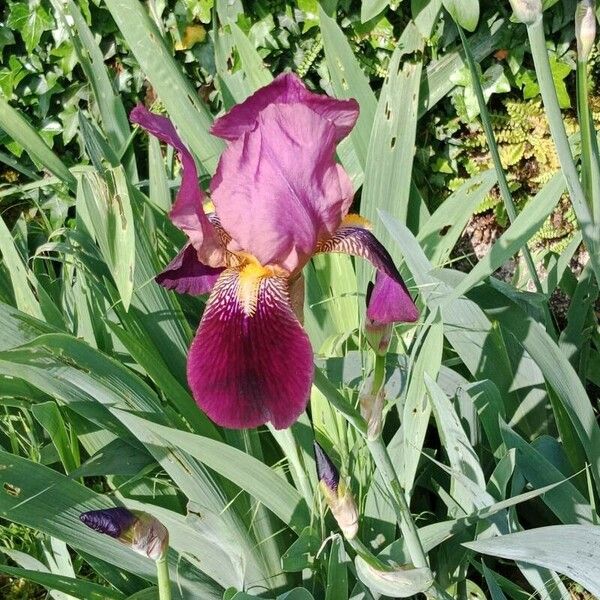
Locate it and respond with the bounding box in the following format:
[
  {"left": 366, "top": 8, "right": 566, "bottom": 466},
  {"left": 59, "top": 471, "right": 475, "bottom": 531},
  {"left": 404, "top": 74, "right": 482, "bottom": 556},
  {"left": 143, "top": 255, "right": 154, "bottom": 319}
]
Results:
[
  {"left": 317, "top": 222, "right": 419, "bottom": 323},
  {"left": 367, "top": 271, "right": 419, "bottom": 324},
  {"left": 130, "top": 105, "right": 224, "bottom": 267},
  {"left": 211, "top": 103, "right": 354, "bottom": 274},
  {"left": 211, "top": 72, "right": 359, "bottom": 143},
  {"left": 187, "top": 267, "right": 314, "bottom": 429},
  {"left": 155, "top": 243, "right": 223, "bottom": 295}
]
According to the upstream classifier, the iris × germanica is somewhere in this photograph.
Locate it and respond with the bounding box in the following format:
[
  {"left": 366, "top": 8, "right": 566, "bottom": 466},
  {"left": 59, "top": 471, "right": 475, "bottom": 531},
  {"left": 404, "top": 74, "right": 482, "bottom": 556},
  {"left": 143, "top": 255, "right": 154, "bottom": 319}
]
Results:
[{"left": 131, "top": 73, "right": 418, "bottom": 430}]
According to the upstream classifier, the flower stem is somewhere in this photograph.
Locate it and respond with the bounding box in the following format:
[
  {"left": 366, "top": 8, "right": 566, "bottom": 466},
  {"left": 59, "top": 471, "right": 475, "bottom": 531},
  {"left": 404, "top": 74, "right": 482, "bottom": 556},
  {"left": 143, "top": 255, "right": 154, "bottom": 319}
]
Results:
[
  {"left": 347, "top": 535, "right": 394, "bottom": 571},
  {"left": 576, "top": 58, "right": 600, "bottom": 221},
  {"left": 156, "top": 555, "right": 172, "bottom": 600},
  {"left": 457, "top": 24, "right": 543, "bottom": 292},
  {"left": 372, "top": 353, "right": 386, "bottom": 396},
  {"left": 366, "top": 435, "right": 429, "bottom": 570},
  {"left": 526, "top": 18, "right": 600, "bottom": 281}
]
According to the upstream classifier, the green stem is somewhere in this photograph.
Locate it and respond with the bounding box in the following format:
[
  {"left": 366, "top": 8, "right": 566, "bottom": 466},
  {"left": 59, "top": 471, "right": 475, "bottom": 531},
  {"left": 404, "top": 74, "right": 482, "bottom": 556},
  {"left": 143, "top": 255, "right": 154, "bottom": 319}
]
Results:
[
  {"left": 527, "top": 19, "right": 600, "bottom": 282},
  {"left": 576, "top": 58, "right": 600, "bottom": 221},
  {"left": 457, "top": 25, "right": 543, "bottom": 293},
  {"left": 347, "top": 535, "right": 395, "bottom": 571},
  {"left": 371, "top": 354, "right": 386, "bottom": 395},
  {"left": 156, "top": 555, "right": 172, "bottom": 600},
  {"left": 366, "top": 435, "right": 429, "bottom": 570}
]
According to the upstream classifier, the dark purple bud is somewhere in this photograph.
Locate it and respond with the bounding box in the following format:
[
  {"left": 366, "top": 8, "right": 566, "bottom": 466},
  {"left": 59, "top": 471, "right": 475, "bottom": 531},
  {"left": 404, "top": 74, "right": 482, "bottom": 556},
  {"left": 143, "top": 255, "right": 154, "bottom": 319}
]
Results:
[
  {"left": 314, "top": 441, "right": 339, "bottom": 493},
  {"left": 80, "top": 507, "right": 136, "bottom": 538}
]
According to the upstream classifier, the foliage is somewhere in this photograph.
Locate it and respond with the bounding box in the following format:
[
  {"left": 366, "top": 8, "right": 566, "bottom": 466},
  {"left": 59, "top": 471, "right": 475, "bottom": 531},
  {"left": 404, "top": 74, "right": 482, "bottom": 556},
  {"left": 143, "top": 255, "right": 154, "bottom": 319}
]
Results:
[{"left": 0, "top": 0, "right": 599, "bottom": 599}]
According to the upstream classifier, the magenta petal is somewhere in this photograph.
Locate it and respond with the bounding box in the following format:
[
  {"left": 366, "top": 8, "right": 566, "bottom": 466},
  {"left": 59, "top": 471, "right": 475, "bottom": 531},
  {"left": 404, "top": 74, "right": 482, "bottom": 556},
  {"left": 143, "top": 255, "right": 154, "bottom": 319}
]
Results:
[
  {"left": 318, "top": 224, "right": 419, "bottom": 323},
  {"left": 367, "top": 271, "right": 419, "bottom": 324},
  {"left": 155, "top": 244, "right": 223, "bottom": 295},
  {"left": 211, "top": 103, "right": 354, "bottom": 273},
  {"left": 130, "top": 105, "right": 224, "bottom": 268},
  {"left": 187, "top": 269, "right": 314, "bottom": 429},
  {"left": 212, "top": 72, "right": 359, "bottom": 143}
]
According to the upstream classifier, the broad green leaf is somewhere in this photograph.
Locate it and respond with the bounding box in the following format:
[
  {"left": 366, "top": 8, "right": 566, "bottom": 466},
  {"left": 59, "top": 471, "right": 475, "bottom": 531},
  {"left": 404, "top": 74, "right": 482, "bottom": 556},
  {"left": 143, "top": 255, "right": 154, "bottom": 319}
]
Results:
[
  {"left": 442, "top": 0, "right": 479, "bottom": 32},
  {"left": 0, "top": 565, "right": 124, "bottom": 600},
  {"left": 361, "top": 0, "right": 391, "bottom": 22},
  {"left": 325, "top": 537, "right": 348, "bottom": 600},
  {"left": 355, "top": 558, "right": 433, "bottom": 597},
  {"left": 230, "top": 23, "right": 271, "bottom": 89},
  {"left": 7, "top": 2, "right": 54, "bottom": 53},
  {"left": 319, "top": 6, "right": 377, "bottom": 174},
  {"left": 0, "top": 217, "right": 43, "bottom": 319},
  {"left": 425, "top": 375, "right": 486, "bottom": 512},
  {"left": 104, "top": 0, "right": 223, "bottom": 173},
  {"left": 79, "top": 167, "right": 135, "bottom": 310},
  {"left": 112, "top": 409, "right": 310, "bottom": 534},
  {"left": 31, "top": 401, "right": 79, "bottom": 474},
  {"left": 465, "top": 525, "right": 600, "bottom": 597},
  {"left": 0, "top": 96, "right": 76, "bottom": 189},
  {"left": 398, "top": 314, "right": 443, "bottom": 493},
  {"left": 361, "top": 23, "right": 424, "bottom": 258}
]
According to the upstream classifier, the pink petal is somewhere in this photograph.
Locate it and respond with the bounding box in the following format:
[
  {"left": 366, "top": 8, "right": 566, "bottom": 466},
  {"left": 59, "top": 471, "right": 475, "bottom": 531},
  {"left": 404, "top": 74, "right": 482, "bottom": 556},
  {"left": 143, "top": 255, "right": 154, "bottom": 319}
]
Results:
[
  {"left": 187, "top": 269, "right": 314, "bottom": 429},
  {"left": 318, "top": 223, "right": 419, "bottom": 323},
  {"left": 211, "top": 103, "right": 354, "bottom": 274},
  {"left": 212, "top": 72, "right": 359, "bottom": 143},
  {"left": 367, "top": 271, "right": 419, "bottom": 324},
  {"left": 155, "top": 243, "right": 223, "bottom": 295},
  {"left": 130, "top": 105, "right": 224, "bottom": 268}
]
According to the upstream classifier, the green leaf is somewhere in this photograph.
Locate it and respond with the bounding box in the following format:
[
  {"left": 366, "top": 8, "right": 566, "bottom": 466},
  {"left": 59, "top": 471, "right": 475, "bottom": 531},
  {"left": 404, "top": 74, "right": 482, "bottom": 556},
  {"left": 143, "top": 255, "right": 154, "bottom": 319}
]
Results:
[
  {"left": 442, "top": 0, "right": 479, "bottom": 32},
  {"left": 325, "top": 537, "right": 348, "bottom": 600},
  {"left": 0, "top": 96, "right": 76, "bottom": 189},
  {"left": 360, "top": 22, "right": 423, "bottom": 266},
  {"left": 360, "top": 0, "right": 391, "bottom": 22},
  {"left": 79, "top": 167, "right": 135, "bottom": 310},
  {"left": 104, "top": 0, "right": 223, "bottom": 173},
  {"left": 0, "top": 449, "right": 221, "bottom": 599},
  {"left": 465, "top": 525, "right": 600, "bottom": 597},
  {"left": 112, "top": 409, "right": 310, "bottom": 534},
  {"left": 7, "top": 2, "right": 54, "bottom": 53},
  {"left": 319, "top": 6, "right": 377, "bottom": 178},
  {"left": 0, "top": 217, "right": 43, "bottom": 320},
  {"left": 0, "top": 565, "right": 125, "bottom": 600}
]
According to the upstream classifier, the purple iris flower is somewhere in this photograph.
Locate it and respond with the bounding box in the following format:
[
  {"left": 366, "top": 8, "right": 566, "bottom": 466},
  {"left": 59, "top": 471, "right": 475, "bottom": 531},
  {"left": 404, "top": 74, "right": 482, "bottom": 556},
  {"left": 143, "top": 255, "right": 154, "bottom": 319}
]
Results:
[{"left": 131, "top": 73, "right": 418, "bottom": 430}]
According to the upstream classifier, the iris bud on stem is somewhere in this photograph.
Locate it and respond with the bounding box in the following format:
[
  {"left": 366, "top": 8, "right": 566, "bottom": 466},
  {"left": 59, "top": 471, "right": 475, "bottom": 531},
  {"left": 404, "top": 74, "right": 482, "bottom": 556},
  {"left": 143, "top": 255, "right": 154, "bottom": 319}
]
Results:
[
  {"left": 80, "top": 508, "right": 171, "bottom": 600},
  {"left": 576, "top": 0, "right": 596, "bottom": 63},
  {"left": 314, "top": 442, "right": 359, "bottom": 539},
  {"left": 508, "top": 0, "right": 542, "bottom": 24},
  {"left": 359, "top": 373, "right": 385, "bottom": 441}
]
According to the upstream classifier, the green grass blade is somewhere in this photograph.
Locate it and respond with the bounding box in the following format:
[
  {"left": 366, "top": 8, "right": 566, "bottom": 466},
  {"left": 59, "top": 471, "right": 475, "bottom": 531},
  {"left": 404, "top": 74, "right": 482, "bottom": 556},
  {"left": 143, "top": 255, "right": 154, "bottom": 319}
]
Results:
[
  {"left": 319, "top": 6, "right": 377, "bottom": 173},
  {"left": 456, "top": 24, "right": 541, "bottom": 292},
  {"left": 527, "top": 19, "right": 600, "bottom": 282},
  {"left": 112, "top": 409, "right": 311, "bottom": 534},
  {"left": 0, "top": 96, "right": 76, "bottom": 190},
  {"left": 104, "top": 0, "right": 223, "bottom": 173},
  {"left": 361, "top": 23, "right": 424, "bottom": 253},
  {"left": 0, "top": 564, "right": 125, "bottom": 600}
]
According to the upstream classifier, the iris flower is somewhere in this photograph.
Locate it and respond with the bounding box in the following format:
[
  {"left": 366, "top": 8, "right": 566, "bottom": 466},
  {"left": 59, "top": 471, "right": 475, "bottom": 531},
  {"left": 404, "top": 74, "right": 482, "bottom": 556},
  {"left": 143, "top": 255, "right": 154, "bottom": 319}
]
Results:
[{"left": 131, "top": 73, "right": 418, "bottom": 430}]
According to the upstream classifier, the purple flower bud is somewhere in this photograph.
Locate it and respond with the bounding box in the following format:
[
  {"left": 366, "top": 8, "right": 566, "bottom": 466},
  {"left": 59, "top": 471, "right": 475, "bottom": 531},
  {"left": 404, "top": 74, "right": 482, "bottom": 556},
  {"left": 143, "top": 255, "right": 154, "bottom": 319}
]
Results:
[
  {"left": 80, "top": 508, "right": 136, "bottom": 539},
  {"left": 314, "top": 441, "right": 339, "bottom": 493},
  {"left": 80, "top": 508, "right": 169, "bottom": 560},
  {"left": 313, "top": 442, "right": 358, "bottom": 539}
]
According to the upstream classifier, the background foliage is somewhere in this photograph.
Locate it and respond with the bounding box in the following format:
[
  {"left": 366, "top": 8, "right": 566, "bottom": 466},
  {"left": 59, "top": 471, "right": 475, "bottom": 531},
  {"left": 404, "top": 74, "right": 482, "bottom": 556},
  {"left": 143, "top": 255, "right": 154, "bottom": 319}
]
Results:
[{"left": 1, "top": 0, "right": 600, "bottom": 599}]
